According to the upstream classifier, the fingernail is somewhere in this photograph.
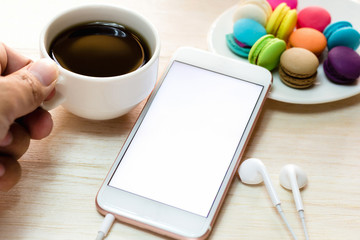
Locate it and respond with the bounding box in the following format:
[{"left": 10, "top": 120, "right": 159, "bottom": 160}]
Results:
[
  {"left": 29, "top": 59, "right": 59, "bottom": 86},
  {"left": 0, "top": 163, "right": 5, "bottom": 177}
]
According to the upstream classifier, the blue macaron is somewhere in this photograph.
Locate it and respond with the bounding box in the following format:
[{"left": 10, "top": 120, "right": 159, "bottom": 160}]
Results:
[
  {"left": 226, "top": 18, "right": 266, "bottom": 58},
  {"left": 233, "top": 18, "right": 267, "bottom": 46},
  {"left": 226, "top": 33, "right": 251, "bottom": 57},
  {"left": 323, "top": 21, "right": 360, "bottom": 50}
]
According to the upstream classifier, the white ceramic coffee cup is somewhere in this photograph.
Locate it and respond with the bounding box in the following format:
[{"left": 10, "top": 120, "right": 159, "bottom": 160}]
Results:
[{"left": 40, "top": 4, "right": 160, "bottom": 120}]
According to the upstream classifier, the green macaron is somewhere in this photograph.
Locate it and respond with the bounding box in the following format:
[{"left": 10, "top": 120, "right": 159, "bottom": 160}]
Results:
[{"left": 248, "top": 34, "right": 286, "bottom": 71}]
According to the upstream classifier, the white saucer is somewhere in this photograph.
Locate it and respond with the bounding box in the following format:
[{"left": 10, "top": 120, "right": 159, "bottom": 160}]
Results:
[{"left": 208, "top": 0, "right": 360, "bottom": 104}]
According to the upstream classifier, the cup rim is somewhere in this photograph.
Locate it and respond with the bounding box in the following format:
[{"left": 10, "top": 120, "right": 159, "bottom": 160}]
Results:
[{"left": 39, "top": 3, "right": 161, "bottom": 82}]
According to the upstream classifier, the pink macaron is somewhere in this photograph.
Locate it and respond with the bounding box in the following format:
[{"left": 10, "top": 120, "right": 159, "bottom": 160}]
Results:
[
  {"left": 297, "top": 6, "right": 331, "bottom": 32},
  {"left": 267, "top": 0, "right": 297, "bottom": 10}
]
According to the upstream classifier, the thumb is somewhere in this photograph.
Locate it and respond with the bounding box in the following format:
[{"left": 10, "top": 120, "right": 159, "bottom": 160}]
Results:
[{"left": 0, "top": 59, "right": 58, "bottom": 140}]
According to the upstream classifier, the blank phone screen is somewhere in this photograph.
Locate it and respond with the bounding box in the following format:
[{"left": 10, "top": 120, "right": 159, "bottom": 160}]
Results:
[{"left": 109, "top": 61, "right": 263, "bottom": 217}]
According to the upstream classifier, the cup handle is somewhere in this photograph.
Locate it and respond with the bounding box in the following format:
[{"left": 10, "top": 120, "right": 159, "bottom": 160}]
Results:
[{"left": 41, "top": 75, "right": 66, "bottom": 111}]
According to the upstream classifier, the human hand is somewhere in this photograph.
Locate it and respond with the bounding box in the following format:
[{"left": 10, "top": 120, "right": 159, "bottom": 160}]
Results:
[{"left": 0, "top": 42, "right": 58, "bottom": 191}]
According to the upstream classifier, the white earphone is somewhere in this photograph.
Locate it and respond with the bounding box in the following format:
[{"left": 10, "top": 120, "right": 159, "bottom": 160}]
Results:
[
  {"left": 238, "top": 158, "right": 281, "bottom": 207},
  {"left": 280, "top": 164, "right": 309, "bottom": 240},
  {"left": 238, "top": 158, "right": 309, "bottom": 240}
]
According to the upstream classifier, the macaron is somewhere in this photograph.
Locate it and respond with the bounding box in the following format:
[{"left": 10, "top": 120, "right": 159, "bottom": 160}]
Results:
[
  {"left": 233, "top": 0, "right": 272, "bottom": 26},
  {"left": 226, "top": 34, "right": 251, "bottom": 57},
  {"left": 323, "top": 21, "right": 360, "bottom": 50},
  {"left": 248, "top": 34, "right": 286, "bottom": 71},
  {"left": 323, "top": 46, "right": 360, "bottom": 84},
  {"left": 226, "top": 18, "right": 267, "bottom": 58},
  {"left": 279, "top": 48, "right": 319, "bottom": 89},
  {"left": 288, "top": 28, "right": 327, "bottom": 56},
  {"left": 267, "top": 0, "right": 297, "bottom": 10},
  {"left": 266, "top": 3, "right": 297, "bottom": 41},
  {"left": 297, "top": 6, "right": 331, "bottom": 32}
]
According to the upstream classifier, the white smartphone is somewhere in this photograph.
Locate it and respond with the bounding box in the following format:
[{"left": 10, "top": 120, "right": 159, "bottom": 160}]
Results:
[{"left": 96, "top": 47, "right": 272, "bottom": 239}]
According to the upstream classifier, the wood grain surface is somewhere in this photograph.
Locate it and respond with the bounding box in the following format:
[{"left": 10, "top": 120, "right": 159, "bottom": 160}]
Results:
[{"left": 0, "top": 0, "right": 359, "bottom": 239}]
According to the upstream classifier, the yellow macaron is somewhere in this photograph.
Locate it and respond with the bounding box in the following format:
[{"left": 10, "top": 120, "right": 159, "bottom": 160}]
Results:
[{"left": 266, "top": 3, "right": 297, "bottom": 41}]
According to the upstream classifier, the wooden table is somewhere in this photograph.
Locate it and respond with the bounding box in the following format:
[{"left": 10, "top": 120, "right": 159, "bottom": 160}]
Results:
[{"left": 1, "top": 0, "right": 359, "bottom": 239}]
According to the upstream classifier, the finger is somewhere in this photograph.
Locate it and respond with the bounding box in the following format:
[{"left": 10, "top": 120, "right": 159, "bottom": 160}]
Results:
[
  {"left": 0, "top": 59, "right": 58, "bottom": 140},
  {"left": 0, "top": 42, "right": 7, "bottom": 74},
  {"left": 0, "top": 121, "right": 31, "bottom": 192},
  {"left": 0, "top": 156, "right": 21, "bottom": 192},
  {"left": 0, "top": 123, "right": 30, "bottom": 160},
  {"left": 0, "top": 42, "right": 32, "bottom": 75},
  {"left": 45, "top": 89, "right": 56, "bottom": 101},
  {"left": 0, "top": 132, "right": 12, "bottom": 147},
  {"left": 18, "top": 108, "right": 53, "bottom": 140}
]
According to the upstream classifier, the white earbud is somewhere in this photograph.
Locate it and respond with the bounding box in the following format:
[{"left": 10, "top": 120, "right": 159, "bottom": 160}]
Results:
[
  {"left": 280, "top": 164, "right": 309, "bottom": 240},
  {"left": 238, "top": 158, "right": 298, "bottom": 240},
  {"left": 279, "top": 164, "right": 308, "bottom": 211},
  {"left": 239, "top": 158, "right": 280, "bottom": 206}
]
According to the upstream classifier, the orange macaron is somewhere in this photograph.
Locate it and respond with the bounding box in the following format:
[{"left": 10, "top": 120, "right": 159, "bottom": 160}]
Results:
[{"left": 288, "top": 28, "right": 327, "bottom": 56}]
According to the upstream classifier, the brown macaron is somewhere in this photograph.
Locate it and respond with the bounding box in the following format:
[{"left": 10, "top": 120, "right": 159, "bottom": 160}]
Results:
[{"left": 279, "top": 48, "right": 319, "bottom": 89}]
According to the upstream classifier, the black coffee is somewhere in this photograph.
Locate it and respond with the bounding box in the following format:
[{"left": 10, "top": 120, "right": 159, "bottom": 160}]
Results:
[{"left": 49, "top": 21, "right": 150, "bottom": 77}]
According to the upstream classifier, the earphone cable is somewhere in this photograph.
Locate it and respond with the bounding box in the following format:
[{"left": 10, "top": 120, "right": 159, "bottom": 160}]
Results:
[
  {"left": 299, "top": 210, "right": 310, "bottom": 240},
  {"left": 95, "top": 213, "right": 115, "bottom": 240},
  {"left": 276, "top": 204, "right": 298, "bottom": 240}
]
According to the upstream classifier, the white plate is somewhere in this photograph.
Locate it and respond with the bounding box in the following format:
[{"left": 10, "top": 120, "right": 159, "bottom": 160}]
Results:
[{"left": 208, "top": 0, "right": 360, "bottom": 104}]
